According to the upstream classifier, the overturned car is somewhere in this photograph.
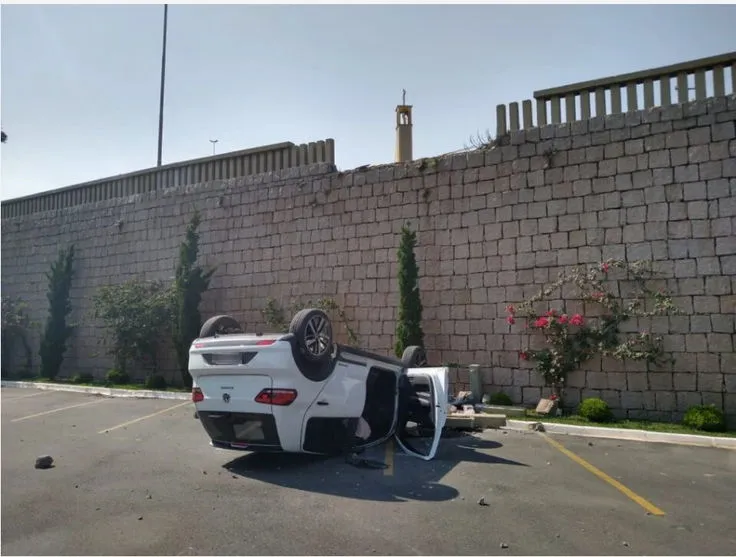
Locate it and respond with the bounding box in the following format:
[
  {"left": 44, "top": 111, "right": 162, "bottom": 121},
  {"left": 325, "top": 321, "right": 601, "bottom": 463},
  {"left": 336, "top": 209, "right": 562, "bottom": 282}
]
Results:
[{"left": 188, "top": 308, "right": 449, "bottom": 461}]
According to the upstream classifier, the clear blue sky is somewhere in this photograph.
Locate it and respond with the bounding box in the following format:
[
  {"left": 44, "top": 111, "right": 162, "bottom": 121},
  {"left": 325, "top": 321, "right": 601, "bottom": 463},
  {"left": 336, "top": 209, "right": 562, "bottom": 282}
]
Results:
[{"left": 1, "top": 4, "right": 735, "bottom": 201}]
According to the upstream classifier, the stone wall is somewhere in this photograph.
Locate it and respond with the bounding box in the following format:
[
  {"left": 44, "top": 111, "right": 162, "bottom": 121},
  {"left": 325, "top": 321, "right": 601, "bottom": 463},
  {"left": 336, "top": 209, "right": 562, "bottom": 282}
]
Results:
[{"left": 2, "top": 95, "right": 735, "bottom": 423}]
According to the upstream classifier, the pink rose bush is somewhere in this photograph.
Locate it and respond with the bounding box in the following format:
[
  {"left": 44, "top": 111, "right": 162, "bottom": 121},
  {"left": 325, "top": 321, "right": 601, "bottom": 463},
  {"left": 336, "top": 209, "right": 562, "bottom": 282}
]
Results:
[{"left": 506, "top": 259, "right": 681, "bottom": 397}]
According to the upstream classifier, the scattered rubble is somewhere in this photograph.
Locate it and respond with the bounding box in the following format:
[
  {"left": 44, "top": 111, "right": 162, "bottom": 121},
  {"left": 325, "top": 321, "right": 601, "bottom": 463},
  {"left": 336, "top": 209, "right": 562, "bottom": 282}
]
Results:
[
  {"left": 477, "top": 497, "right": 489, "bottom": 506},
  {"left": 500, "top": 543, "right": 509, "bottom": 549},
  {"left": 528, "top": 422, "right": 545, "bottom": 432},
  {"left": 35, "top": 455, "right": 54, "bottom": 469}
]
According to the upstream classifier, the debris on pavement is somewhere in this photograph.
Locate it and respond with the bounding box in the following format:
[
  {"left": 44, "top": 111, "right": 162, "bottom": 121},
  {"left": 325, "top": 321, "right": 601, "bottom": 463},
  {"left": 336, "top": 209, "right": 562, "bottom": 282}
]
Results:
[
  {"left": 345, "top": 454, "right": 388, "bottom": 469},
  {"left": 500, "top": 543, "right": 509, "bottom": 549},
  {"left": 35, "top": 455, "right": 54, "bottom": 469},
  {"left": 478, "top": 497, "right": 489, "bottom": 506},
  {"left": 528, "top": 422, "right": 545, "bottom": 432}
]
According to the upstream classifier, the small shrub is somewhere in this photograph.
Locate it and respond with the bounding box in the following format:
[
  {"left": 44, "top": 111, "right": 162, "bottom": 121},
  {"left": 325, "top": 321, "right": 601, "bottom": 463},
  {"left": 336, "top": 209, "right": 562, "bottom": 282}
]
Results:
[
  {"left": 106, "top": 369, "right": 130, "bottom": 385},
  {"left": 578, "top": 397, "right": 613, "bottom": 423},
  {"left": 144, "top": 374, "right": 168, "bottom": 390},
  {"left": 93, "top": 278, "right": 175, "bottom": 374},
  {"left": 72, "top": 372, "right": 94, "bottom": 384},
  {"left": 488, "top": 392, "right": 513, "bottom": 406},
  {"left": 682, "top": 404, "right": 726, "bottom": 432}
]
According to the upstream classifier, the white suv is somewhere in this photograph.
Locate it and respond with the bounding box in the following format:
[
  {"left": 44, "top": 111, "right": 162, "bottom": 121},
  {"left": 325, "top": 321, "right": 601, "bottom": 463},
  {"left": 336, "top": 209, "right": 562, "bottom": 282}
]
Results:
[{"left": 188, "top": 308, "right": 449, "bottom": 461}]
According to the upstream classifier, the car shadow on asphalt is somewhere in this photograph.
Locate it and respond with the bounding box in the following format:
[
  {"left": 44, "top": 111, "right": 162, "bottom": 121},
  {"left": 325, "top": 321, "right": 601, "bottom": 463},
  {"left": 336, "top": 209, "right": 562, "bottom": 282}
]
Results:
[{"left": 222, "top": 432, "right": 528, "bottom": 502}]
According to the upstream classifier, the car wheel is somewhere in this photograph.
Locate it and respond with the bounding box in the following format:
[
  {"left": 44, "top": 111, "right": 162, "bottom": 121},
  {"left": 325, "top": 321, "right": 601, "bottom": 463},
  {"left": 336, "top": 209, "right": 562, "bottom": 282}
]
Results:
[
  {"left": 199, "top": 315, "right": 243, "bottom": 338},
  {"left": 290, "top": 308, "right": 333, "bottom": 363},
  {"left": 402, "top": 346, "right": 427, "bottom": 367}
]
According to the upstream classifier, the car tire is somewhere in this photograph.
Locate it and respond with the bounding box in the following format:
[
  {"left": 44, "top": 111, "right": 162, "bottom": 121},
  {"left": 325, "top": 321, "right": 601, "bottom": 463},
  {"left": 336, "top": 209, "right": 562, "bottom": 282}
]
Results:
[
  {"left": 402, "top": 345, "right": 427, "bottom": 367},
  {"left": 199, "top": 315, "right": 243, "bottom": 338},
  {"left": 289, "top": 308, "right": 333, "bottom": 364}
]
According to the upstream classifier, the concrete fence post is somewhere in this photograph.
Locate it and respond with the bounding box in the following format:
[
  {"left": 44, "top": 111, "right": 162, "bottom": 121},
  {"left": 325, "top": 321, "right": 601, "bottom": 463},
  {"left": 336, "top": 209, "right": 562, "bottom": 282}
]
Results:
[{"left": 469, "top": 364, "right": 483, "bottom": 403}]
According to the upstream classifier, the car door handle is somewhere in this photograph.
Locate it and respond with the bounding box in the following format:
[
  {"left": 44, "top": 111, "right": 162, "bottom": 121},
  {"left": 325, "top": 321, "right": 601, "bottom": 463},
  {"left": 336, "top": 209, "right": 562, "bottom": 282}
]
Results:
[{"left": 317, "top": 401, "right": 329, "bottom": 406}]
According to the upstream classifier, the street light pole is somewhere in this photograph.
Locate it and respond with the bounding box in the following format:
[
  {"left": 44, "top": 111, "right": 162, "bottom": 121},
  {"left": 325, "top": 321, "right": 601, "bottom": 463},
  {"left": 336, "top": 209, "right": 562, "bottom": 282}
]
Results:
[
  {"left": 156, "top": 4, "right": 168, "bottom": 167},
  {"left": 209, "top": 139, "right": 218, "bottom": 155}
]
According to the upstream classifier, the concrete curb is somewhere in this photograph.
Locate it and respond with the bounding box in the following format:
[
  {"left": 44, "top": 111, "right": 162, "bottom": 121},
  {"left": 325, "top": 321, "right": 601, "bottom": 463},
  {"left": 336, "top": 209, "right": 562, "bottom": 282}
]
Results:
[
  {"left": 505, "top": 419, "right": 736, "bottom": 450},
  {"left": 1, "top": 380, "right": 190, "bottom": 401}
]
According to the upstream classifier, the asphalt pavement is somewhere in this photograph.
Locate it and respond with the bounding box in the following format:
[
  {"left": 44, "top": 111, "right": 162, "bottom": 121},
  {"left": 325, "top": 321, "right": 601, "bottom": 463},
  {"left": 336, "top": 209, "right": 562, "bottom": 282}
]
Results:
[{"left": 2, "top": 386, "right": 735, "bottom": 556}]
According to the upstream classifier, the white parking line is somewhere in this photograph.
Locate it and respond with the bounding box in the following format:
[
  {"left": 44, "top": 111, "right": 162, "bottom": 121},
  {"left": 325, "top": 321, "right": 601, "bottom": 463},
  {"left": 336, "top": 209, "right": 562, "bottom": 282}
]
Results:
[
  {"left": 98, "top": 401, "right": 191, "bottom": 434},
  {"left": 11, "top": 399, "right": 106, "bottom": 422}
]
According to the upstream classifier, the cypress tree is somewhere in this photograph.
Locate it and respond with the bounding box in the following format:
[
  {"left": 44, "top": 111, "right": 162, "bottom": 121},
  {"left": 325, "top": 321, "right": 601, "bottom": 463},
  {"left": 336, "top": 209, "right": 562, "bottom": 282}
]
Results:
[
  {"left": 39, "top": 245, "right": 75, "bottom": 379},
  {"left": 394, "top": 223, "right": 424, "bottom": 357},
  {"left": 173, "top": 211, "right": 215, "bottom": 388}
]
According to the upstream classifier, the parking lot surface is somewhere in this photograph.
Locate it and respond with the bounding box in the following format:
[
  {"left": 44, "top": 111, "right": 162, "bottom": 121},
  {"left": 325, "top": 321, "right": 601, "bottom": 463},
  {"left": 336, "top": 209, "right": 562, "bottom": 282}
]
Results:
[{"left": 2, "top": 386, "right": 735, "bottom": 556}]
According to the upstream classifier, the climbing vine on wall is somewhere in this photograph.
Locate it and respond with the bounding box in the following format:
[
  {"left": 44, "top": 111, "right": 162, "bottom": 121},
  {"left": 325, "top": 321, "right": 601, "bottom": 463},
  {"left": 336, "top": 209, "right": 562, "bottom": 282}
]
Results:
[{"left": 262, "top": 297, "right": 360, "bottom": 347}]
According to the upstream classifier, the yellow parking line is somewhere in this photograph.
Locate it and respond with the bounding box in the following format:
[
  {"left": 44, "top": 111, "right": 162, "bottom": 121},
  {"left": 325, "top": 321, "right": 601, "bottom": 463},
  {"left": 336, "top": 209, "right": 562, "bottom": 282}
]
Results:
[
  {"left": 2, "top": 390, "right": 54, "bottom": 401},
  {"left": 98, "top": 401, "right": 190, "bottom": 434},
  {"left": 384, "top": 438, "right": 394, "bottom": 476},
  {"left": 542, "top": 433, "right": 666, "bottom": 516},
  {"left": 11, "top": 399, "right": 106, "bottom": 422}
]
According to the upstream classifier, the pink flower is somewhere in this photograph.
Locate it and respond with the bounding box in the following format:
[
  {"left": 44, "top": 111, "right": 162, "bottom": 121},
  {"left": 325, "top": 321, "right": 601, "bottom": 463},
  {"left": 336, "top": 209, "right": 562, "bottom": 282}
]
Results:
[
  {"left": 534, "top": 317, "right": 549, "bottom": 328},
  {"left": 506, "top": 315, "right": 515, "bottom": 325},
  {"left": 600, "top": 262, "right": 610, "bottom": 273},
  {"left": 569, "top": 314, "right": 584, "bottom": 326},
  {"left": 558, "top": 314, "right": 569, "bottom": 324},
  {"left": 592, "top": 291, "right": 605, "bottom": 301},
  {"left": 519, "top": 351, "right": 529, "bottom": 361},
  {"left": 549, "top": 394, "right": 559, "bottom": 401},
  {"left": 545, "top": 309, "right": 557, "bottom": 317},
  {"left": 506, "top": 305, "right": 515, "bottom": 314}
]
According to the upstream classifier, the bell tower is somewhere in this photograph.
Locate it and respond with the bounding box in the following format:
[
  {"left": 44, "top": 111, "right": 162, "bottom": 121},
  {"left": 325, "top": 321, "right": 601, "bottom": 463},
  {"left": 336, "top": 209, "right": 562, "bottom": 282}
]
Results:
[{"left": 395, "top": 89, "right": 413, "bottom": 163}]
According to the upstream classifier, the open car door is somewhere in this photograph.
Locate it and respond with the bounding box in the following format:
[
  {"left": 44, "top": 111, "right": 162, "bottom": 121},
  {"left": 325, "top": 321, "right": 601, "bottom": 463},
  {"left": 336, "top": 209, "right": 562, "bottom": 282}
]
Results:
[{"left": 394, "top": 367, "right": 449, "bottom": 461}]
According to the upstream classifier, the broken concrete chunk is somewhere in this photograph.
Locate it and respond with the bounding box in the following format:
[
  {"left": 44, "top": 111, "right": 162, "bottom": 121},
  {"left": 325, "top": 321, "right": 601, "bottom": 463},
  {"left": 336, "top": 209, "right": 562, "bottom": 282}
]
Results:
[
  {"left": 535, "top": 398, "right": 558, "bottom": 415},
  {"left": 528, "top": 422, "right": 545, "bottom": 432},
  {"left": 35, "top": 455, "right": 53, "bottom": 469},
  {"left": 478, "top": 497, "right": 489, "bottom": 506}
]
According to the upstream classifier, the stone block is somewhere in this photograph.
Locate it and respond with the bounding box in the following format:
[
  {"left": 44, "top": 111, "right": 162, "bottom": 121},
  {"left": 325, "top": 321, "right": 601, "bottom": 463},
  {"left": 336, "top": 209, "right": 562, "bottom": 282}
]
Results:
[
  {"left": 712, "top": 121, "right": 735, "bottom": 141},
  {"left": 673, "top": 372, "right": 696, "bottom": 391},
  {"left": 688, "top": 127, "right": 711, "bottom": 145},
  {"left": 697, "top": 372, "right": 724, "bottom": 392},
  {"left": 675, "top": 391, "right": 703, "bottom": 412},
  {"left": 708, "top": 333, "right": 733, "bottom": 352},
  {"left": 688, "top": 145, "right": 710, "bottom": 164},
  {"left": 676, "top": 165, "right": 700, "bottom": 183},
  {"left": 723, "top": 157, "right": 736, "bottom": 177},
  {"left": 647, "top": 203, "right": 668, "bottom": 221},
  {"left": 655, "top": 391, "right": 676, "bottom": 411},
  {"left": 716, "top": 236, "right": 736, "bottom": 255}
]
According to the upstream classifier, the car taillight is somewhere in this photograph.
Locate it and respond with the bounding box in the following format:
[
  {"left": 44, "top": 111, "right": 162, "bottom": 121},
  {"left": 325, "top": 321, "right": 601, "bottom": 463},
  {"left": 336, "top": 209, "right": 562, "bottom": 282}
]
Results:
[
  {"left": 254, "top": 388, "right": 297, "bottom": 406},
  {"left": 192, "top": 387, "right": 204, "bottom": 403},
  {"left": 256, "top": 339, "right": 276, "bottom": 346}
]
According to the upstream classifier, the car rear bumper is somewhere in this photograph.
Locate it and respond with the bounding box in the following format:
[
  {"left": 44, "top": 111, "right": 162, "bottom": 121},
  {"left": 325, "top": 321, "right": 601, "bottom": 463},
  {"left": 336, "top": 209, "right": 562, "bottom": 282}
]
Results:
[{"left": 198, "top": 411, "right": 283, "bottom": 452}]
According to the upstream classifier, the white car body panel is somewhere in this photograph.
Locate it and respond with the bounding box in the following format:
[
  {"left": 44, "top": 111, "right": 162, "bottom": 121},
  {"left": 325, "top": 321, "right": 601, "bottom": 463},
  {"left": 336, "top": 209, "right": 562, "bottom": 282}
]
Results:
[{"left": 188, "top": 325, "right": 450, "bottom": 460}]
